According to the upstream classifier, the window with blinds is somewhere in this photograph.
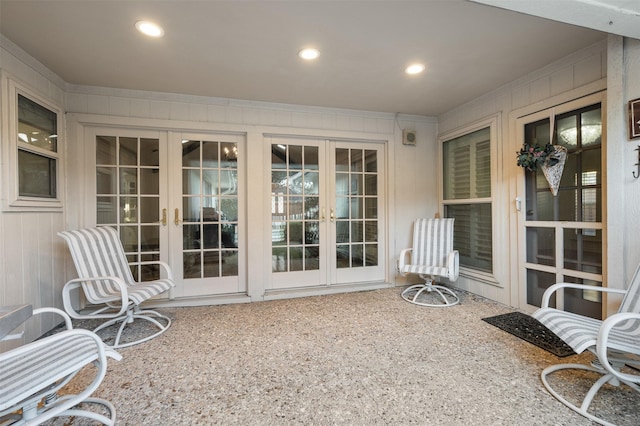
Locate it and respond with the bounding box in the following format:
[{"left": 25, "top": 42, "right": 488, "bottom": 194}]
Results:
[{"left": 442, "top": 127, "right": 492, "bottom": 273}]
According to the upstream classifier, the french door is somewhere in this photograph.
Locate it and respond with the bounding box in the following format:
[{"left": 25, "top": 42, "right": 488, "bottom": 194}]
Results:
[
  {"left": 91, "top": 127, "right": 245, "bottom": 299},
  {"left": 90, "top": 127, "right": 384, "bottom": 299},
  {"left": 268, "top": 137, "right": 385, "bottom": 290},
  {"left": 516, "top": 93, "right": 604, "bottom": 319},
  {"left": 169, "top": 132, "right": 245, "bottom": 298},
  {"left": 92, "top": 128, "right": 170, "bottom": 286}
]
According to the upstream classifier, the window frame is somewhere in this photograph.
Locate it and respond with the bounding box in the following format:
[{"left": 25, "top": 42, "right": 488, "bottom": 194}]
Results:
[
  {"left": 439, "top": 115, "right": 499, "bottom": 283},
  {"left": 2, "top": 74, "right": 64, "bottom": 211}
]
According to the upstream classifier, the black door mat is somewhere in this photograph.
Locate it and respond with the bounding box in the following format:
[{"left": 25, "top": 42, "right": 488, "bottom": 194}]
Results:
[{"left": 482, "top": 311, "right": 575, "bottom": 357}]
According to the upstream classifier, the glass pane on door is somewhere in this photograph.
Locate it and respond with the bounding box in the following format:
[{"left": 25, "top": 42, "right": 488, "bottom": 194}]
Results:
[
  {"left": 335, "top": 148, "right": 378, "bottom": 268},
  {"left": 269, "top": 139, "right": 384, "bottom": 289},
  {"left": 271, "top": 143, "right": 320, "bottom": 273},
  {"left": 564, "top": 228, "right": 602, "bottom": 274},
  {"left": 182, "top": 139, "right": 239, "bottom": 279},
  {"left": 95, "top": 135, "right": 161, "bottom": 281}
]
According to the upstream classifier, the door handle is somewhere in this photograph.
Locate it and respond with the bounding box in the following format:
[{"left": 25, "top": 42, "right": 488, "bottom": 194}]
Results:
[
  {"left": 330, "top": 208, "right": 335, "bottom": 223},
  {"left": 174, "top": 208, "right": 181, "bottom": 225},
  {"left": 515, "top": 197, "right": 522, "bottom": 212},
  {"left": 159, "top": 208, "right": 167, "bottom": 226},
  {"left": 321, "top": 207, "right": 326, "bottom": 222}
]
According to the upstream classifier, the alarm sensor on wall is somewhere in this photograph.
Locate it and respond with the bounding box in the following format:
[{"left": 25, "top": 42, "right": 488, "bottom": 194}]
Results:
[{"left": 402, "top": 129, "right": 417, "bottom": 145}]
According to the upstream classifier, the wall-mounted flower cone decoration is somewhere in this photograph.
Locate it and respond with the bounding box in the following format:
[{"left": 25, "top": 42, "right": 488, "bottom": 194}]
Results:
[
  {"left": 517, "top": 143, "right": 567, "bottom": 196},
  {"left": 540, "top": 145, "right": 567, "bottom": 196}
]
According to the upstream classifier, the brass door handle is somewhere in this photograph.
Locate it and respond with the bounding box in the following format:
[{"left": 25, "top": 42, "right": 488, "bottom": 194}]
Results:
[
  {"left": 330, "top": 208, "right": 335, "bottom": 223},
  {"left": 174, "top": 208, "right": 181, "bottom": 225},
  {"left": 321, "top": 207, "right": 326, "bottom": 222}
]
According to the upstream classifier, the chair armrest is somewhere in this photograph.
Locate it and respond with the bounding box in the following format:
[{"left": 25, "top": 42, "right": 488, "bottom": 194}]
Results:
[
  {"left": 63, "top": 276, "right": 129, "bottom": 320},
  {"left": 0, "top": 328, "right": 122, "bottom": 419},
  {"left": 137, "top": 260, "right": 175, "bottom": 299},
  {"left": 138, "top": 260, "right": 174, "bottom": 281},
  {"left": 540, "top": 283, "right": 627, "bottom": 309},
  {"left": 32, "top": 307, "right": 73, "bottom": 330},
  {"left": 447, "top": 250, "right": 459, "bottom": 281},
  {"left": 398, "top": 248, "right": 413, "bottom": 276},
  {"left": 596, "top": 312, "right": 640, "bottom": 384},
  {"left": 105, "top": 345, "right": 123, "bottom": 362},
  {"left": 64, "top": 276, "right": 129, "bottom": 299}
]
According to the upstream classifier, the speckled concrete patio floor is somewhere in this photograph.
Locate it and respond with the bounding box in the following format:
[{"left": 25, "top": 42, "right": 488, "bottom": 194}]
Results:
[{"left": 44, "top": 287, "right": 640, "bottom": 425}]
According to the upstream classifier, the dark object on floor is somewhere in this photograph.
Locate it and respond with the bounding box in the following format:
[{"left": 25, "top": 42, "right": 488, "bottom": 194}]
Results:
[{"left": 482, "top": 311, "right": 575, "bottom": 357}]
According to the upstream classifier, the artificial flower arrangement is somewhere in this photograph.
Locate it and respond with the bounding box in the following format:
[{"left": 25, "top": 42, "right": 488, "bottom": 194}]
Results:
[{"left": 516, "top": 142, "right": 560, "bottom": 172}]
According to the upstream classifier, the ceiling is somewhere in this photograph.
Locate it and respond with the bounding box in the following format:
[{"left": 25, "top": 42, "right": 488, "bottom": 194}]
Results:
[{"left": 0, "top": 0, "right": 636, "bottom": 117}]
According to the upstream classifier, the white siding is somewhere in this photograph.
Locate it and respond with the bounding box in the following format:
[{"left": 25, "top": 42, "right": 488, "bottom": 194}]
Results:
[
  {"left": 0, "top": 37, "right": 67, "bottom": 348},
  {"left": 610, "top": 37, "right": 640, "bottom": 315}
]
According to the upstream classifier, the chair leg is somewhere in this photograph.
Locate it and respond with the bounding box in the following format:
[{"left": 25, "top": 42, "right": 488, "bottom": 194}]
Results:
[
  {"left": 52, "top": 396, "right": 118, "bottom": 425},
  {"left": 430, "top": 285, "right": 460, "bottom": 307},
  {"left": 93, "top": 314, "right": 129, "bottom": 334},
  {"left": 92, "top": 309, "right": 172, "bottom": 349},
  {"left": 21, "top": 400, "right": 39, "bottom": 421},
  {"left": 117, "top": 311, "right": 172, "bottom": 349},
  {"left": 401, "top": 279, "right": 459, "bottom": 307},
  {"left": 541, "top": 362, "right": 637, "bottom": 426}
]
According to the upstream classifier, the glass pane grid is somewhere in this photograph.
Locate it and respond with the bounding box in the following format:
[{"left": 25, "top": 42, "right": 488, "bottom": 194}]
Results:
[
  {"left": 182, "top": 140, "right": 239, "bottom": 279},
  {"left": 336, "top": 148, "right": 378, "bottom": 269},
  {"left": 271, "top": 144, "right": 320, "bottom": 273},
  {"left": 94, "top": 136, "right": 164, "bottom": 284}
]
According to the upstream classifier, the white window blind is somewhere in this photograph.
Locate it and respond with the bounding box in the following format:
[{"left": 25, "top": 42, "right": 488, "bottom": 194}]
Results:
[{"left": 442, "top": 127, "right": 492, "bottom": 272}]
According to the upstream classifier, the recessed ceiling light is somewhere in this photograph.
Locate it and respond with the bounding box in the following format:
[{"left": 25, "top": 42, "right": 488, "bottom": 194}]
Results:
[
  {"left": 135, "top": 20, "right": 164, "bottom": 37},
  {"left": 405, "top": 63, "right": 425, "bottom": 75},
  {"left": 298, "top": 48, "right": 320, "bottom": 60}
]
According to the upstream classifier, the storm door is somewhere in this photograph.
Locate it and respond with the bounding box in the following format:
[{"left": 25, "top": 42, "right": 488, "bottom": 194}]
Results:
[{"left": 516, "top": 96, "right": 604, "bottom": 319}]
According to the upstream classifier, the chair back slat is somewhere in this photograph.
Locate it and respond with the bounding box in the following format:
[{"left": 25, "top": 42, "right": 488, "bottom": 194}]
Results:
[
  {"left": 59, "top": 227, "right": 135, "bottom": 304},
  {"left": 412, "top": 218, "right": 454, "bottom": 268}
]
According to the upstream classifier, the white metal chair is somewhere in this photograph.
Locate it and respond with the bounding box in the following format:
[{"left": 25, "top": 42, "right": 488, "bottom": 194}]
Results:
[
  {"left": 0, "top": 306, "right": 122, "bottom": 425},
  {"left": 59, "top": 226, "right": 175, "bottom": 349},
  {"left": 532, "top": 264, "right": 640, "bottom": 426},
  {"left": 398, "top": 218, "right": 460, "bottom": 307}
]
